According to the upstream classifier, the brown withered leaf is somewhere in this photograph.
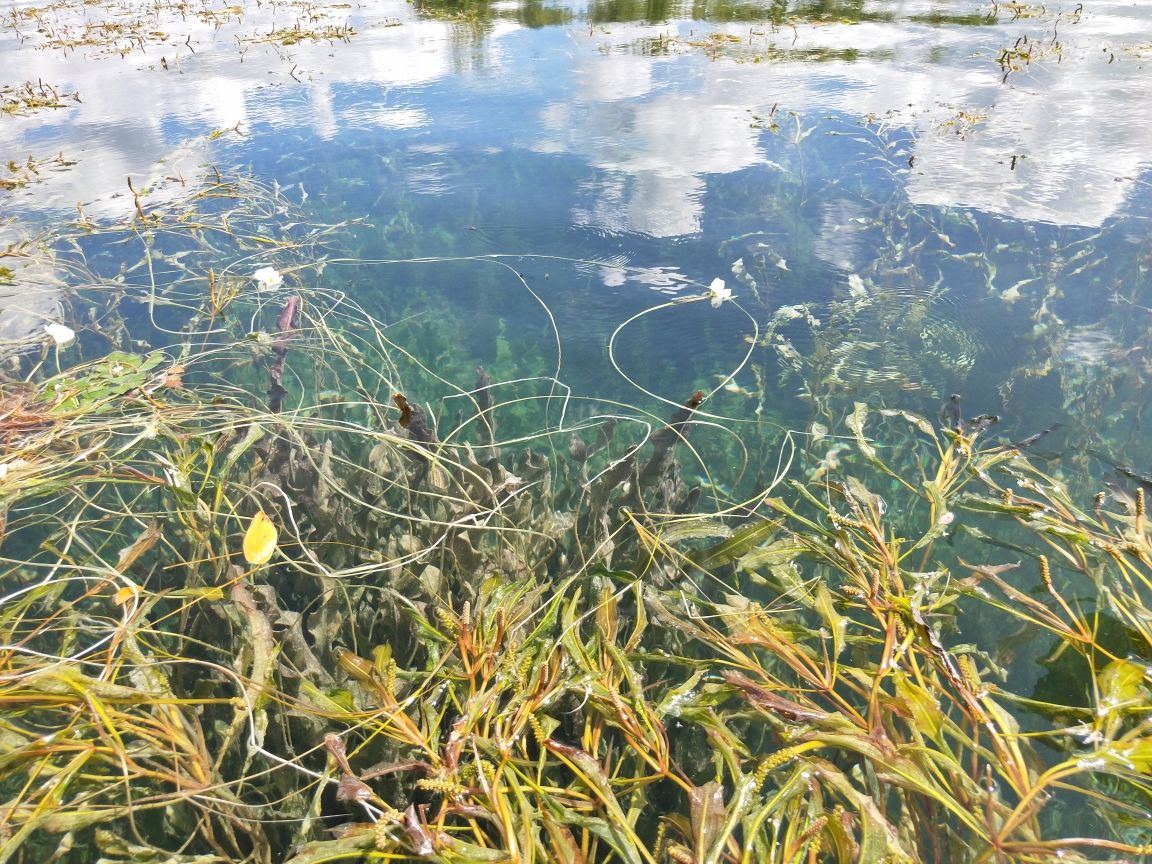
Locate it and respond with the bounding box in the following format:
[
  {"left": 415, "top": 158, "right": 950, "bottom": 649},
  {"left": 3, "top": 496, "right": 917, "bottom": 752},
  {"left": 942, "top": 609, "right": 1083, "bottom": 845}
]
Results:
[
  {"left": 393, "top": 393, "right": 412, "bottom": 428},
  {"left": 403, "top": 805, "right": 433, "bottom": 856},
  {"left": 720, "top": 669, "right": 830, "bottom": 724},
  {"left": 336, "top": 774, "right": 373, "bottom": 802}
]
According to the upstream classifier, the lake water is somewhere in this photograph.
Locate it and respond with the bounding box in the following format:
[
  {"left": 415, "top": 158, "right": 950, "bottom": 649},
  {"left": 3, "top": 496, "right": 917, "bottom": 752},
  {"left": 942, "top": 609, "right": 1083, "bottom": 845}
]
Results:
[
  {"left": 3, "top": 1, "right": 1152, "bottom": 856},
  {"left": 4, "top": 0, "right": 1152, "bottom": 471}
]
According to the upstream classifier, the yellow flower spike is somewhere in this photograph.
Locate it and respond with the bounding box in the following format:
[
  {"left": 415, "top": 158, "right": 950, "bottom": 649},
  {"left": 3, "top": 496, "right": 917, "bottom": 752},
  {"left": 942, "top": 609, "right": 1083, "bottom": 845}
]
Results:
[{"left": 242, "top": 510, "right": 278, "bottom": 566}]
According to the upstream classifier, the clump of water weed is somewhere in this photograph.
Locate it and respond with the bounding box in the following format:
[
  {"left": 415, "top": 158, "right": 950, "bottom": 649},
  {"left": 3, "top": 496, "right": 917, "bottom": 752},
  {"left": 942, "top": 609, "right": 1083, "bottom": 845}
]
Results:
[{"left": 0, "top": 168, "right": 1148, "bottom": 864}]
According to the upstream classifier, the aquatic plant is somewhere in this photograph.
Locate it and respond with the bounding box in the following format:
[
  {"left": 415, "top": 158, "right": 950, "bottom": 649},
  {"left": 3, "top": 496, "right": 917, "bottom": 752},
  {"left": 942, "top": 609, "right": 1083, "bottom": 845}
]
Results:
[
  {"left": 0, "top": 81, "right": 79, "bottom": 117},
  {"left": 0, "top": 167, "right": 1149, "bottom": 864}
]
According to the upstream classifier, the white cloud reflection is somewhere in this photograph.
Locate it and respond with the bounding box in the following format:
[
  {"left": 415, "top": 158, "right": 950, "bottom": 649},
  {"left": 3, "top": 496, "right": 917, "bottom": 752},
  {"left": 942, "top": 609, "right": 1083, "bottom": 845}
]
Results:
[
  {"left": 0, "top": 0, "right": 1149, "bottom": 325},
  {"left": 567, "top": 3, "right": 1152, "bottom": 231},
  {"left": 3, "top": 0, "right": 1149, "bottom": 228},
  {"left": 549, "top": 54, "right": 765, "bottom": 237}
]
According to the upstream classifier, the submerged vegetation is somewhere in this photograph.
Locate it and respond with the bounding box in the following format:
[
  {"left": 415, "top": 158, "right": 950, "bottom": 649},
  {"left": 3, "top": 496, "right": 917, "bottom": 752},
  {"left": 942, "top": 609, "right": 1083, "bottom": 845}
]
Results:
[
  {"left": 0, "top": 168, "right": 1149, "bottom": 864},
  {"left": 1, "top": 0, "right": 1151, "bottom": 860}
]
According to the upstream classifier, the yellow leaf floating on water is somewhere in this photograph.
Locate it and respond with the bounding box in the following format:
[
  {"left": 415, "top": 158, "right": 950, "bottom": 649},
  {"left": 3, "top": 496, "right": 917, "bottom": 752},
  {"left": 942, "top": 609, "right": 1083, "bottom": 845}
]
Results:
[{"left": 243, "top": 510, "right": 278, "bottom": 566}]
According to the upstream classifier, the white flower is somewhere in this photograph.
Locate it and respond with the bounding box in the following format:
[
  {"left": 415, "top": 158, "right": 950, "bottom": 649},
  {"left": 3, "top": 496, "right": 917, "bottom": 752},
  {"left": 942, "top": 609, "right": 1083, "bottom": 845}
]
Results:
[
  {"left": 776, "top": 257, "right": 789, "bottom": 271},
  {"left": 708, "top": 277, "right": 733, "bottom": 308},
  {"left": 253, "top": 266, "right": 283, "bottom": 292},
  {"left": 43, "top": 322, "right": 76, "bottom": 347}
]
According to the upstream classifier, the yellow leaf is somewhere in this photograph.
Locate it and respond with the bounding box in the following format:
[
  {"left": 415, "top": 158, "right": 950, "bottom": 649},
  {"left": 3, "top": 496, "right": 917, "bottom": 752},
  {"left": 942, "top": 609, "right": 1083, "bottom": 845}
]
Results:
[
  {"left": 1098, "top": 659, "right": 1148, "bottom": 705},
  {"left": 243, "top": 510, "right": 278, "bottom": 566}
]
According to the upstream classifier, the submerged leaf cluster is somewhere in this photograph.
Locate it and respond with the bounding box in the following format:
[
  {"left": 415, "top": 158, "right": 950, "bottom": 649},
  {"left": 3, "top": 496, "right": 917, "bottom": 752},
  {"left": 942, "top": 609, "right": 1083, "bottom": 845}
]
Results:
[{"left": 0, "top": 170, "right": 1149, "bottom": 864}]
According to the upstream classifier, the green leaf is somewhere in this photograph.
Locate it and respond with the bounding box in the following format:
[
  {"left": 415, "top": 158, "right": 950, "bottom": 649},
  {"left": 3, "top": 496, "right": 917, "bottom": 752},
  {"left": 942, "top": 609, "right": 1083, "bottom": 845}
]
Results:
[
  {"left": 546, "top": 806, "right": 646, "bottom": 864},
  {"left": 523, "top": 575, "right": 574, "bottom": 645},
  {"left": 1113, "top": 737, "right": 1152, "bottom": 773},
  {"left": 220, "top": 422, "right": 265, "bottom": 481},
  {"left": 437, "top": 836, "right": 516, "bottom": 862},
  {"left": 656, "top": 670, "right": 706, "bottom": 718},
  {"left": 878, "top": 407, "right": 936, "bottom": 438},
  {"left": 693, "top": 519, "right": 780, "bottom": 569},
  {"left": 297, "top": 679, "right": 355, "bottom": 714},
  {"left": 814, "top": 582, "right": 846, "bottom": 663},
  {"left": 811, "top": 759, "right": 916, "bottom": 864},
  {"left": 845, "top": 401, "right": 877, "bottom": 461},
  {"left": 544, "top": 740, "right": 648, "bottom": 864},
  {"left": 735, "top": 538, "right": 805, "bottom": 573},
  {"left": 282, "top": 828, "right": 376, "bottom": 864},
  {"left": 41, "top": 351, "right": 168, "bottom": 414},
  {"left": 657, "top": 517, "right": 733, "bottom": 544},
  {"left": 892, "top": 670, "right": 943, "bottom": 741}
]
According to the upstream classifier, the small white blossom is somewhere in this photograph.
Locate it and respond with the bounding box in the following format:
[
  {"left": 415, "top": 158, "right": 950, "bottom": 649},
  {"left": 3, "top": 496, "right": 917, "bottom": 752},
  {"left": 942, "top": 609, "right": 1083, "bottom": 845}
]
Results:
[
  {"left": 709, "top": 277, "right": 733, "bottom": 308},
  {"left": 253, "top": 266, "right": 284, "bottom": 292},
  {"left": 43, "top": 322, "right": 76, "bottom": 347},
  {"left": 776, "top": 257, "right": 789, "bottom": 271}
]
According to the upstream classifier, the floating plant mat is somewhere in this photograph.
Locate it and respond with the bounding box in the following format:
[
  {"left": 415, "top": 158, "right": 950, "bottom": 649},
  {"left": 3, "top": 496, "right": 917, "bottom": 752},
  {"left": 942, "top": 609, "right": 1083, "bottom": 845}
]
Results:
[{"left": 0, "top": 167, "right": 1149, "bottom": 864}]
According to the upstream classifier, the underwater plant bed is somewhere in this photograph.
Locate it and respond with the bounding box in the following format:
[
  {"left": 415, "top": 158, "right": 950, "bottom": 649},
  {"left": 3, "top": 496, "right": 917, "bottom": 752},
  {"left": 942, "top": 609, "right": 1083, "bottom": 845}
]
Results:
[{"left": 0, "top": 168, "right": 1148, "bottom": 864}]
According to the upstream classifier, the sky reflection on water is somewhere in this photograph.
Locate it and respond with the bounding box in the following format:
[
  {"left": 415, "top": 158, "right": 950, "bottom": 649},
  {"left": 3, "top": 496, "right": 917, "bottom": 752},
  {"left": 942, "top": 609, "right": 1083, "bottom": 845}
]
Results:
[{"left": 3, "top": 0, "right": 1151, "bottom": 227}]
